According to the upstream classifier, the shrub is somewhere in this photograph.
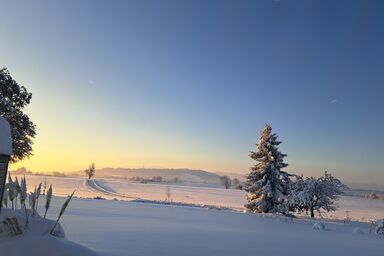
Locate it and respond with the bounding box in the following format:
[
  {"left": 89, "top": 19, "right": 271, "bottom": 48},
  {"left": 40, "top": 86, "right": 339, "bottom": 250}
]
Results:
[
  {"left": 375, "top": 219, "right": 384, "bottom": 235},
  {"left": 312, "top": 222, "right": 325, "bottom": 230}
]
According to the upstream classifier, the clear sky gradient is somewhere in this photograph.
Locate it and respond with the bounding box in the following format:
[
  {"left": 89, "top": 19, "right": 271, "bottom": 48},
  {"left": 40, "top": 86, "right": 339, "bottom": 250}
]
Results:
[{"left": 1, "top": 0, "right": 383, "bottom": 185}]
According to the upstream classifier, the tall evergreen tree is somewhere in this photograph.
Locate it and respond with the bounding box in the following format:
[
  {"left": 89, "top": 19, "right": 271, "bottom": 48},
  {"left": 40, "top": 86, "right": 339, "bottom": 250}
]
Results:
[
  {"left": 245, "top": 124, "right": 291, "bottom": 213},
  {"left": 0, "top": 68, "right": 36, "bottom": 162}
]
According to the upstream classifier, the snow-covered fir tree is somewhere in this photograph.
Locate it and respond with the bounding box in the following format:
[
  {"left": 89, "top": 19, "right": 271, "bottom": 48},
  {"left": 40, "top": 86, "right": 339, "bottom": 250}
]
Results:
[{"left": 244, "top": 124, "right": 291, "bottom": 213}]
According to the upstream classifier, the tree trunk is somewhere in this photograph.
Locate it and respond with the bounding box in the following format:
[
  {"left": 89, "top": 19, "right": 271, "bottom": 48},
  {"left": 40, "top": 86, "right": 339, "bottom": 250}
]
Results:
[{"left": 310, "top": 208, "right": 315, "bottom": 218}]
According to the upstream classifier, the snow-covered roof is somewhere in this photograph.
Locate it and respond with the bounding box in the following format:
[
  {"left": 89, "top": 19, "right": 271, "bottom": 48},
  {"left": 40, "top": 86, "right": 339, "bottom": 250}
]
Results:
[{"left": 0, "top": 116, "right": 12, "bottom": 155}]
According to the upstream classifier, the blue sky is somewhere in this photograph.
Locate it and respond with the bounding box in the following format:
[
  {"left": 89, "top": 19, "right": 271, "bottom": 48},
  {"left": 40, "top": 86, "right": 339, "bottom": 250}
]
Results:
[{"left": 1, "top": 0, "right": 383, "bottom": 184}]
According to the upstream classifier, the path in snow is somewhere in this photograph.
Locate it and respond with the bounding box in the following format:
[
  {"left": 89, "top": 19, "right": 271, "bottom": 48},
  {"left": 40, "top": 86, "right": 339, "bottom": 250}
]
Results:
[{"left": 85, "top": 179, "right": 137, "bottom": 199}]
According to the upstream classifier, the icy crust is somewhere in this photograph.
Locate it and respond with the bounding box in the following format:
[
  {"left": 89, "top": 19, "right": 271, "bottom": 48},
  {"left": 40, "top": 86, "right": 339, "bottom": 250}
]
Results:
[
  {"left": 0, "top": 116, "right": 12, "bottom": 155},
  {"left": 0, "top": 209, "right": 99, "bottom": 256}
]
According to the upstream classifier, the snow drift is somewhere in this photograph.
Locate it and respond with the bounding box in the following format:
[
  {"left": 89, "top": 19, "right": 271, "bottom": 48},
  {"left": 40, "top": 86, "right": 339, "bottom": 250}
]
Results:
[{"left": 0, "top": 209, "right": 99, "bottom": 256}]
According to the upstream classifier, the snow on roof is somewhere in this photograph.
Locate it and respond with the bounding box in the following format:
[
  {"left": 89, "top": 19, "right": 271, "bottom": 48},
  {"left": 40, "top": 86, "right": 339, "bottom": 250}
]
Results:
[{"left": 0, "top": 116, "right": 12, "bottom": 155}]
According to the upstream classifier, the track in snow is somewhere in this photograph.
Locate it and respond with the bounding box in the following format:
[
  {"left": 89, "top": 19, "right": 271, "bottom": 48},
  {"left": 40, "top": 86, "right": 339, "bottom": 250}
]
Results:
[{"left": 85, "top": 179, "right": 137, "bottom": 199}]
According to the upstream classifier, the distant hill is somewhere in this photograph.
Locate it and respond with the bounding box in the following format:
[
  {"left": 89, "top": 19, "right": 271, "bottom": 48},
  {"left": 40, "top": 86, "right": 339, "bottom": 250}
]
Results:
[
  {"left": 94, "top": 168, "right": 223, "bottom": 184},
  {"left": 344, "top": 181, "right": 384, "bottom": 192}
]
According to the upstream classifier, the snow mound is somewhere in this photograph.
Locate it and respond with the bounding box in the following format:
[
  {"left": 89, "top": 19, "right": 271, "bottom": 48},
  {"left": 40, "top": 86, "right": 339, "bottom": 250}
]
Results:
[
  {"left": 0, "top": 208, "right": 65, "bottom": 238},
  {"left": 375, "top": 219, "right": 384, "bottom": 235},
  {"left": 0, "top": 209, "right": 99, "bottom": 256},
  {"left": 352, "top": 227, "right": 364, "bottom": 235},
  {"left": 312, "top": 222, "right": 325, "bottom": 230}
]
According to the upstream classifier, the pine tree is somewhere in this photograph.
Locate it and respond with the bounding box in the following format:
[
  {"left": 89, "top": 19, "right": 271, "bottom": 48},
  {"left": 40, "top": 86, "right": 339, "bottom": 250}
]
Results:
[
  {"left": 244, "top": 124, "right": 291, "bottom": 213},
  {"left": 0, "top": 68, "right": 36, "bottom": 162}
]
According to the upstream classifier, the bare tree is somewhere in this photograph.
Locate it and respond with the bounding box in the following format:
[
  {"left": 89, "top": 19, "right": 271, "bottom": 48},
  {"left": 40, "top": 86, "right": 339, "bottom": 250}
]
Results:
[
  {"left": 84, "top": 163, "right": 96, "bottom": 180},
  {"left": 165, "top": 186, "right": 172, "bottom": 203},
  {"left": 220, "top": 176, "right": 232, "bottom": 189},
  {"left": 232, "top": 178, "right": 243, "bottom": 190},
  {"left": 290, "top": 171, "right": 347, "bottom": 218}
]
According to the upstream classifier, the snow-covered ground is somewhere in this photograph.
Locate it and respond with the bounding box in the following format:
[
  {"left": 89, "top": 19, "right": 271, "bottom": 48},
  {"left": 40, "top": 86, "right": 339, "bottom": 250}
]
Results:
[
  {"left": 47, "top": 196, "right": 382, "bottom": 256},
  {"left": 0, "top": 209, "right": 99, "bottom": 256},
  {"left": 2, "top": 175, "right": 383, "bottom": 256},
  {"left": 22, "top": 175, "right": 384, "bottom": 222}
]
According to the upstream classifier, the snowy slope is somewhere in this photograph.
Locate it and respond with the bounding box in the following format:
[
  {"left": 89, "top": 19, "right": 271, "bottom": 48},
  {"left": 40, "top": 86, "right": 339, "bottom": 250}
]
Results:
[{"left": 93, "top": 168, "right": 222, "bottom": 183}]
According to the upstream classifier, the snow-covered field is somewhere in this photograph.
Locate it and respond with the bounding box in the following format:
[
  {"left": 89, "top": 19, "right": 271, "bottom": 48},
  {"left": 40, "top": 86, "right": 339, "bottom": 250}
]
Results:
[
  {"left": 1, "top": 175, "right": 383, "bottom": 256},
  {"left": 22, "top": 175, "right": 384, "bottom": 222},
  {"left": 47, "top": 196, "right": 383, "bottom": 256}
]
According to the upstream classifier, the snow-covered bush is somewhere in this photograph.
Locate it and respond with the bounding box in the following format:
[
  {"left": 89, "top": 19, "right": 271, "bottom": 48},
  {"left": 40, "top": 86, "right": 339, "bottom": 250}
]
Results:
[
  {"left": 219, "top": 176, "right": 232, "bottom": 189},
  {"left": 232, "top": 178, "right": 242, "bottom": 190},
  {"left": 312, "top": 222, "right": 325, "bottom": 230},
  {"left": 352, "top": 227, "right": 364, "bottom": 235},
  {"left": 375, "top": 219, "right": 384, "bottom": 235},
  {"left": 365, "top": 192, "right": 379, "bottom": 200},
  {"left": 288, "top": 172, "right": 347, "bottom": 218}
]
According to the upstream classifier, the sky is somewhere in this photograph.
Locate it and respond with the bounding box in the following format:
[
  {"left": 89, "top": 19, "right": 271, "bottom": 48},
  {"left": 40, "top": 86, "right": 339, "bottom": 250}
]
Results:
[{"left": 0, "top": 0, "right": 383, "bottom": 185}]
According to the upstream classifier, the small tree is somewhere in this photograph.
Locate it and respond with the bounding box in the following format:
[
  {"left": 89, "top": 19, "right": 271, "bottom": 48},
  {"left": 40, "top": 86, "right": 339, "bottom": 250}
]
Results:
[
  {"left": 244, "top": 124, "right": 291, "bottom": 213},
  {"left": 84, "top": 163, "right": 96, "bottom": 180},
  {"left": 165, "top": 186, "right": 171, "bottom": 202},
  {"left": 232, "top": 178, "right": 243, "bottom": 190},
  {"left": 220, "top": 176, "right": 232, "bottom": 189},
  {"left": 152, "top": 176, "right": 163, "bottom": 183},
  {"left": 292, "top": 172, "right": 347, "bottom": 218},
  {"left": 0, "top": 68, "right": 36, "bottom": 163}
]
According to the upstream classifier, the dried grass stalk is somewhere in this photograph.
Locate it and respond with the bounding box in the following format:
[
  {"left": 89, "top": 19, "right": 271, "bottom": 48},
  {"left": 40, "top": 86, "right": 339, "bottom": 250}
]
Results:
[
  {"left": 44, "top": 185, "right": 52, "bottom": 219},
  {"left": 50, "top": 190, "right": 75, "bottom": 235}
]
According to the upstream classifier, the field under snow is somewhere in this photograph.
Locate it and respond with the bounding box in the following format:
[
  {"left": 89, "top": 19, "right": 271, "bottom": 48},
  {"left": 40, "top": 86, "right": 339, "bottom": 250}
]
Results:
[
  {"left": 41, "top": 195, "right": 384, "bottom": 256},
  {"left": 3, "top": 175, "right": 383, "bottom": 256},
  {"left": 22, "top": 175, "right": 384, "bottom": 222}
]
